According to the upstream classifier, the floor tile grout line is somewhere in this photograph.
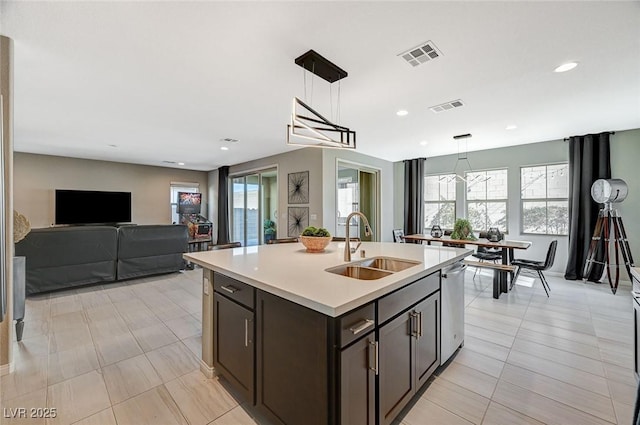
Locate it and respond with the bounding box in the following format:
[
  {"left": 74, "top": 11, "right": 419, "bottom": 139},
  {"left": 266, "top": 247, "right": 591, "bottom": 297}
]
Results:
[
  {"left": 498, "top": 280, "right": 622, "bottom": 425},
  {"left": 506, "top": 345, "right": 608, "bottom": 382},
  {"left": 588, "top": 287, "right": 625, "bottom": 424},
  {"left": 478, "top": 273, "right": 536, "bottom": 425}
]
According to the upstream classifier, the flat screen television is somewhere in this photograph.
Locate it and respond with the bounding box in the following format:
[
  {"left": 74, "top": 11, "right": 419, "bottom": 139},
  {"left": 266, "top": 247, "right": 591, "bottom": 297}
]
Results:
[
  {"left": 55, "top": 189, "right": 132, "bottom": 225},
  {"left": 177, "top": 192, "right": 202, "bottom": 215}
]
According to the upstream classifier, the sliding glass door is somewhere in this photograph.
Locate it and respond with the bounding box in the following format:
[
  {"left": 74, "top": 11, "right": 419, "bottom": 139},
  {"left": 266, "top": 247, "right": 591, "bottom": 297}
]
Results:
[{"left": 231, "top": 169, "right": 277, "bottom": 246}]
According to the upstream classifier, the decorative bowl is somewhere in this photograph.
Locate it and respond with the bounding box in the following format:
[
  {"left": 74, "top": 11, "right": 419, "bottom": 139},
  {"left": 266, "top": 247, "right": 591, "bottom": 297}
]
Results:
[{"left": 299, "top": 235, "right": 332, "bottom": 253}]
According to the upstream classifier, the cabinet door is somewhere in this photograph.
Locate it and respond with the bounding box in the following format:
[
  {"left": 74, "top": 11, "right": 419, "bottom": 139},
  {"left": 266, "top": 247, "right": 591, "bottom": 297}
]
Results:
[
  {"left": 414, "top": 292, "right": 440, "bottom": 388},
  {"left": 214, "top": 293, "right": 254, "bottom": 402},
  {"left": 256, "top": 290, "right": 328, "bottom": 425},
  {"left": 340, "top": 333, "right": 376, "bottom": 425},
  {"left": 378, "top": 311, "right": 414, "bottom": 425}
]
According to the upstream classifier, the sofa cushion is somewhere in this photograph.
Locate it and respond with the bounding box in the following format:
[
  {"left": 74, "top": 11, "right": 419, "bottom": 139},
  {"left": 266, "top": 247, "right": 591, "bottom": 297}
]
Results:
[
  {"left": 116, "top": 224, "right": 188, "bottom": 280},
  {"left": 15, "top": 226, "right": 118, "bottom": 294}
]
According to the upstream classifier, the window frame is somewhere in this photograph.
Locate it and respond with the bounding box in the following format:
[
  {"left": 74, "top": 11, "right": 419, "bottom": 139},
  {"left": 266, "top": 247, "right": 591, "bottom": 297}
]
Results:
[
  {"left": 423, "top": 173, "right": 457, "bottom": 231},
  {"left": 520, "top": 162, "right": 569, "bottom": 236},
  {"left": 464, "top": 168, "right": 509, "bottom": 233}
]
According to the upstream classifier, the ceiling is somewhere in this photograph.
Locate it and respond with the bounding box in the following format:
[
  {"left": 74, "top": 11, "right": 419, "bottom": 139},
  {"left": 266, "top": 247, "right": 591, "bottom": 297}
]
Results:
[{"left": 2, "top": 1, "right": 639, "bottom": 171}]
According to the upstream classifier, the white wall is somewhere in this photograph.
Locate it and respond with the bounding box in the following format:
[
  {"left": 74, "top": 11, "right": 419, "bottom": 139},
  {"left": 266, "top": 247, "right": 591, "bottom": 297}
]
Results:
[
  {"left": 420, "top": 139, "right": 568, "bottom": 273},
  {"left": 213, "top": 147, "right": 396, "bottom": 241},
  {"left": 226, "top": 148, "right": 323, "bottom": 239},
  {"left": 611, "top": 128, "right": 640, "bottom": 267},
  {"left": 394, "top": 129, "right": 640, "bottom": 275},
  {"left": 322, "top": 149, "right": 396, "bottom": 242},
  {"left": 14, "top": 153, "right": 209, "bottom": 228}
]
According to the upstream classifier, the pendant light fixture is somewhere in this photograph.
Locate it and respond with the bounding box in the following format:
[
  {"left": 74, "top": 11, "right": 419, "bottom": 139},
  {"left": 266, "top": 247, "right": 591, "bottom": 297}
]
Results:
[
  {"left": 287, "top": 50, "right": 356, "bottom": 149},
  {"left": 440, "top": 133, "right": 489, "bottom": 184}
]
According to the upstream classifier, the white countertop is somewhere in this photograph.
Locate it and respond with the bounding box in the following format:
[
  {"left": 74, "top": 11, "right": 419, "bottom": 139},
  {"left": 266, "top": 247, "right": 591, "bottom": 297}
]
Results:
[{"left": 184, "top": 242, "right": 471, "bottom": 317}]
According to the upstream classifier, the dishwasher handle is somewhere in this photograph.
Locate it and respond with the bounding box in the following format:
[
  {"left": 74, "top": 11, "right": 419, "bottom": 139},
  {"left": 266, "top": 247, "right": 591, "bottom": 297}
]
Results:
[{"left": 442, "top": 263, "right": 467, "bottom": 279}]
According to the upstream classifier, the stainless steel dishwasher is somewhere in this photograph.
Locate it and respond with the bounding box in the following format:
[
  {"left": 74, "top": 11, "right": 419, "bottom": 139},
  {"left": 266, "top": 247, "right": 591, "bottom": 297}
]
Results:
[{"left": 441, "top": 261, "right": 466, "bottom": 364}]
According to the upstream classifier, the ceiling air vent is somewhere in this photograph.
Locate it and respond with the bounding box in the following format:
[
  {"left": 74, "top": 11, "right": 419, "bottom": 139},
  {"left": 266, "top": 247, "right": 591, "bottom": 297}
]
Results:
[
  {"left": 398, "top": 41, "right": 442, "bottom": 67},
  {"left": 429, "top": 99, "right": 465, "bottom": 113},
  {"left": 220, "top": 138, "right": 239, "bottom": 143}
]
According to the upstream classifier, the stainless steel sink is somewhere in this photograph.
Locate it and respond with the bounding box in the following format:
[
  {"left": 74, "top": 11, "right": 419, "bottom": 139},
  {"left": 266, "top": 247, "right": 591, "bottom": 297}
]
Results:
[
  {"left": 325, "top": 265, "right": 392, "bottom": 280},
  {"left": 358, "top": 257, "right": 420, "bottom": 272},
  {"left": 326, "top": 256, "right": 420, "bottom": 280}
]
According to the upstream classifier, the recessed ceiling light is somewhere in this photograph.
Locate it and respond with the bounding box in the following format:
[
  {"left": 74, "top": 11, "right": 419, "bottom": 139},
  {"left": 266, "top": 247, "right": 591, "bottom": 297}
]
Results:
[
  {"left": 178, "top": 162, "right": 185, "bottom": 166},
  {"left": 554, "top": 62, "right": 578, "bottom": 73},
  {"left": 396, "top": 110, "right": 408, "bottom": 116},
  {"left": 420, "top": 141, "right": 428, "bottom": 146},
  {"left": 220, "top": 146, "right": 229, "bottom": 151},
  {"left": 505, "top": 125, "right": 518, "bottom": 130}
]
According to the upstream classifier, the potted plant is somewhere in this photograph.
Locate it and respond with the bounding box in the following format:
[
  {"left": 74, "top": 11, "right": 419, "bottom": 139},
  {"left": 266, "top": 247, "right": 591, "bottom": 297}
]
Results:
[
  {"left": 264, "top": 219, "right": 276, "bottom": 242},
  {"left": 450, "top": 218, "right": 477, "bottom": 240},
  {"left": 299, "top": 226, "right": 332, "bottom": 253}
]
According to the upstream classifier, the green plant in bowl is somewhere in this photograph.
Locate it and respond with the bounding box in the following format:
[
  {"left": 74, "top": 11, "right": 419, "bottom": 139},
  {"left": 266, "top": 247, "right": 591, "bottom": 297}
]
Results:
[
  {"left": 301, "top": 226, "right": 331, "bottom": 237},
  {"left": 450, "top": 218, "right": 477, "bottom": 240},
  {"left": 300, "top": 226, "right": 331, "bottom": 252}
]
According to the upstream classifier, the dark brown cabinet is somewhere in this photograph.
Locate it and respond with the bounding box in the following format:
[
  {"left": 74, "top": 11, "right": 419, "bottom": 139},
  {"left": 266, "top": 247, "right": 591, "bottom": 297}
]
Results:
[
  {"left": 340, "top": 333, "right": 376, "bottom": 425},
  {"left": 214, "top": 292, "right": 254, "bottom": 403},
  {"left": 212, "top": 269, "right": 443, "bottom": 425},
  {"left": 378, "top": 291, "right": 439, "bottom": 425},
  {"left": 256, "top": 290, "right": 329, "bottom": 425},
  {"left": 414, "top": 293, "right": 440, "bottom": 388}
]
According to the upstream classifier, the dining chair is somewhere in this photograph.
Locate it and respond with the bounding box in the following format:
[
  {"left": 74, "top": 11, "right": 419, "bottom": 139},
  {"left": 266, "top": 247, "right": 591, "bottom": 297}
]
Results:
[
  {"left": 510, "top": 240, "right": 558, "bottom": 297},
  {"left": 209, "top": 241, "right": 242, "bottom": 250},
  {"left": 392, "top": 229, "right": 405, "bottom": 243},
  {"left": 472, "top": 246, "right": 503, "bottom": 279},
  {"left": 266, "top": 237, "right": 299, "bottom": 244}
]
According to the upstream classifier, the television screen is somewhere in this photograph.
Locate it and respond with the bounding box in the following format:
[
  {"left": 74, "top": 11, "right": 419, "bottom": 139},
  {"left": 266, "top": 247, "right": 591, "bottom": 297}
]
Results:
[
  {"left": 177, "top": 192, "right": 202, "bottom": 214},
  {"left": 55, "top": 189, "right": 132, "bottom": 225}
]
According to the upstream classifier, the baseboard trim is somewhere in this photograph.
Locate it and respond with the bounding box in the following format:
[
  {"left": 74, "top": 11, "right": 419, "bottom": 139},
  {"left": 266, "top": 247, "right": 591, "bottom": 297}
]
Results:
[
  {"left": 199, "top": 360, "right": 217, "bottom": 379},
  {"left": 0, "top": 361, "right": 14, "bottom": 376}
]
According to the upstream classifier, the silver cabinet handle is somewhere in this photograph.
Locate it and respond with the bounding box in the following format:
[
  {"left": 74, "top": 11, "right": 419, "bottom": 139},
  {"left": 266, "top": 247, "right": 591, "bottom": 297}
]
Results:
[
  {"left": 368, "top": 340, "right": 379, "bottom": 375},
  {"left": 244, "top": 318, "right": 249, "bottom": 347},
  {"left": 418, "top": 311, "right": 423, "bottom": 339},
  {"left": 221, "top": 285, "right": 238, "bottom": 294},
  {"left": 410, "top": 311, "right": 419, "bottom": 338},
  {"left": 349, "top": 318, "right": 374, "bottom": 335}
]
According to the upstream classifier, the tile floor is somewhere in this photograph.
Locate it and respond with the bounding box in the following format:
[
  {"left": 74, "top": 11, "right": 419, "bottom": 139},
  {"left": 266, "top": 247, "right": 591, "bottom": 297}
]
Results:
[{"left": 0, "top": 268, "right": 635, "bottom": 425}]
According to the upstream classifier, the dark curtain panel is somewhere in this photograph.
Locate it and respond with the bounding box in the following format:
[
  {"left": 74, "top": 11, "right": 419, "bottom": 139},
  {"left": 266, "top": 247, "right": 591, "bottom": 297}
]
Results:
[
  {"left": 217, "top": 166, "right": 230, "bottom": 245},
  {"left": 403, "top": 158, "right": 425, "bottom": 236},
  {"left": 564, "top": 132, "right": 611, "bottom": 281}
]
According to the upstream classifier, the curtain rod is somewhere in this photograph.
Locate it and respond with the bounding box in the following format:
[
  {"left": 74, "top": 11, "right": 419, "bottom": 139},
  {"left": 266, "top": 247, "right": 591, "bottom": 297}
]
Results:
[{"left": 563, "top": 131, "right": 615, "bottom": 142}]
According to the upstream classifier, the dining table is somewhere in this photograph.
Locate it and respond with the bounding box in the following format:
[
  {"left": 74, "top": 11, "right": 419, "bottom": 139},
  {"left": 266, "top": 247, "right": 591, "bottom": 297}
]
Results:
[{"left": 403, "top": 234, "right": 533, "bottom": 287}]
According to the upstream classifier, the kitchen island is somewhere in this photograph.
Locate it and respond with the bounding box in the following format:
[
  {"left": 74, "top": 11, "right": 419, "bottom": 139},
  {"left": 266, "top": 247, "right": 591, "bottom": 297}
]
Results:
[{"left": 184, "top": 241, "right": 471, "bottom": 425}]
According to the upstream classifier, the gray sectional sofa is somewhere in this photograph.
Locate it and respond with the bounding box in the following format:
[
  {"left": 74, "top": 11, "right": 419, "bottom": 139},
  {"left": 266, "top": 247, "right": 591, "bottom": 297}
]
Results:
[{"left": 15, "top": 224, "right": 189, "bottom": 295}]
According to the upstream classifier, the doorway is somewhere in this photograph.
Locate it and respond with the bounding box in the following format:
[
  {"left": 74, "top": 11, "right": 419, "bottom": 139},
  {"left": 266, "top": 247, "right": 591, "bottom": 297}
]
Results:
[
  {"left": 231, "top": 168, "right": 278, "bottom": 246},
  {"left": 336, "top": 162, "right": 380, "bottom": 241}
]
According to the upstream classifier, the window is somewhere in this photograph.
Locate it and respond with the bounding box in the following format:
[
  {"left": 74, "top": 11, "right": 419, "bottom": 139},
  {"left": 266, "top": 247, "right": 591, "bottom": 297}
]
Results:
[
  {"left": 424, "top": 174, "right": 456, "bottom": 230},
  {"left": 466, "top": 169, "right": 508, "bottom": 232},
  {"left": 170, "top": 183, "right": 199, "bottom": 224},
  {"left": 521, "top": 164, "right": 569, "bottom": 235}
]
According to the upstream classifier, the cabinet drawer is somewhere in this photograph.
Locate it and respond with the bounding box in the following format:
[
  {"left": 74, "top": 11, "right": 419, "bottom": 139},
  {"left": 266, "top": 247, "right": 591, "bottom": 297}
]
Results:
[
  {"left": 213, "top": 272, "right": 255, "bottom": 309},
  {"left": 338, "top": 302, "right": 376, "bottom": 348},
  {"left": 378, "top": 271, "right": 440, "bottom": 325}
]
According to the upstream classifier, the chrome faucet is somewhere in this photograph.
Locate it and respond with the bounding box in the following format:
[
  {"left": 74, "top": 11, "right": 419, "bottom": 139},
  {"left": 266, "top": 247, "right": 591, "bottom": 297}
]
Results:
[{"left": 344, "top": 212, "right": 372, "bottom": 262}]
